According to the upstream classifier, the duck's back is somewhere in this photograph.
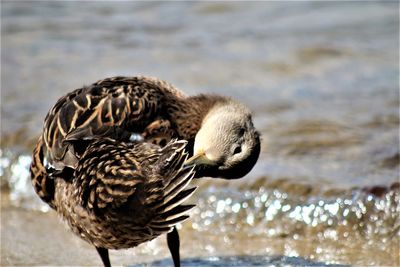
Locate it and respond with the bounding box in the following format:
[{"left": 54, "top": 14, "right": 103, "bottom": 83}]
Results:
[{"left": 43, "top": 76, "right": 184, "bottom": 170}]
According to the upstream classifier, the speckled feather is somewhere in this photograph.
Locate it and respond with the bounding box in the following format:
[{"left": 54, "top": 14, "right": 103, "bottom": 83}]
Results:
[
  {"left": 31, "top": 76, "right": 226, "bottom": 205},
  {"left": 42, "top": 76, "right": 187, "bottom": 169},
  {"left": 53, "top": 138, "right": 196, "bottom": 249}
]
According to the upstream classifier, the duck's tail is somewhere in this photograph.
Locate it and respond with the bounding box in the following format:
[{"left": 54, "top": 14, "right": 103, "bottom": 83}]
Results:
[{"left": 147, "top": 140, "right": 197, "bottom": 234}]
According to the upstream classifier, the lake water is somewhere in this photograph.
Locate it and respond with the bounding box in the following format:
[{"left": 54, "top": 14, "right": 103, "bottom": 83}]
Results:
[{"left": 1, "top": 2, "right": 399, "bottom": 266}]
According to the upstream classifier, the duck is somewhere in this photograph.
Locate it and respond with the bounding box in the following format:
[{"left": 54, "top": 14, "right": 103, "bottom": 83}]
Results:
[{"left": 30, "top": 76, "right": 260, "bottom": 267}]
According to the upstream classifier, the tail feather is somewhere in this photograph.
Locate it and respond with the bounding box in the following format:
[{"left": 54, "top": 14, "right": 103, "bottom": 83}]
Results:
[
  {"left": 157, "top": 166, "right": 195, "bottom": 208},
  {"left": 153, "top": 204, "right": 195, "bottom": 222},
  {"left": 156, "top": 139, "right": 187, "bottom": 176},
  {"left": 156, "top": 186, "right": 197, "bottom": 214},
  {"left": 149, "top": 215, "right": 190, "bottom": 228},
  {"left": 147, "top": 139, "right": 197, "bottom": 233},
  {"left": 148, "top": 226, "right": 173, "bottom": 234}
]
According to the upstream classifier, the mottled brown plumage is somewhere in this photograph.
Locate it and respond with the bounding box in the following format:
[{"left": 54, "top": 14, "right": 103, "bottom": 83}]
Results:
[
  {"left": 30, "top": 76, "right": 260, "bottom": 266},
  {"left": 32, "top": 136, "right": 195, "bottom": 267},
  {"left": 55, "top": 139, "right": 195, "bottom": 248}
]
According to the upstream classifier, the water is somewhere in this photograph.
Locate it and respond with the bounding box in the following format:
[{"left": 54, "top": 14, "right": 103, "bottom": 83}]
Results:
[
  {"left": 1, "top": 2, "right": 399, "bottom": 266},
  {"left": 132, "top": 255, "right": 349, "bottom": 267}
]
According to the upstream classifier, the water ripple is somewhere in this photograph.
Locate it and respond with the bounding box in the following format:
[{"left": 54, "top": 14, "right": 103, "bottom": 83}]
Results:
[{"left": 190, "top": 185, "right": 399, "bottom": 241}]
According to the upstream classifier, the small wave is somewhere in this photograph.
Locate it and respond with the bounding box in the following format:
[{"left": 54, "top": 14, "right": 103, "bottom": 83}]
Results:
[{"left": 190, "top": 180, "right": 399, "bottom": 242}]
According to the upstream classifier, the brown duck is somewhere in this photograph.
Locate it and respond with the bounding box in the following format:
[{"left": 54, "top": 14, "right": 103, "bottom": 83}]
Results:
[{"left": 30, "top": 76, "right": 260, "bottom": 267}]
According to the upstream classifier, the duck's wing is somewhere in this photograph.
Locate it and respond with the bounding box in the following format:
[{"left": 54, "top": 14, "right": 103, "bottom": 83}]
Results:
[
  {"left": 31, "top": 76, "right": 187, "bottom": 208},
  {"left": 74, "top": 138, "right": 196, "bottom": 232},
  {"left": 42, "top": 76, "right": 182, "bottom": 170}
]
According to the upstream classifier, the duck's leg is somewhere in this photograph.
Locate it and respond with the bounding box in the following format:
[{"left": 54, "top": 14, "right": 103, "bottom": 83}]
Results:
[
  {"left": 167, "top": 227, "right": 181, "bottom": 267},
  {"left": 96, "top": 247, "right": 111, "bottom": 267}
]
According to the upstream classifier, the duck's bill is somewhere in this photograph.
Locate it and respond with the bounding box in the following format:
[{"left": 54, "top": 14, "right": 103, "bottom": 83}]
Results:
[{"left": 184, "top": 151, "right": 215, "bottom": 167}]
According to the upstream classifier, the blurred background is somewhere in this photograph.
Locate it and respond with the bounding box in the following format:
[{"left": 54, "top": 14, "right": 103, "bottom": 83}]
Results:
[{"left": 1, "top": 2, "right": 399, "bottom": 266}]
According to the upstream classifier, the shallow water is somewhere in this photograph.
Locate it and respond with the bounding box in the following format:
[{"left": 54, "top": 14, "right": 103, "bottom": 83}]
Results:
[
  {"left": 1, "top": 2, "right": 399, "bottom": 266},
  {"left": 131, "top": 255, "right": 349, "bottom": 267}
]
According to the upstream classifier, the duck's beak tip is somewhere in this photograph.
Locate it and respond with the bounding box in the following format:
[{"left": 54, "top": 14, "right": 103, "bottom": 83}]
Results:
[{"left": 184, "top": 150, "right": 209, "bottom": 167}]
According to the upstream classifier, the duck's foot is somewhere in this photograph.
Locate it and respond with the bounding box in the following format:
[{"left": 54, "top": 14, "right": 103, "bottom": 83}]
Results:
[
  {"left": 96, "top": 247, "right": 111, "bottom": 267},
  {"left": 167, "top": 226, "right": 181, "bottom": 267}
]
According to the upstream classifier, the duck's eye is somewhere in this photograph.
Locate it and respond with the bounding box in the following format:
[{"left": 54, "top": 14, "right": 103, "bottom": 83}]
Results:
[
  {"left": 233, "top": 146, "right": 242, "bottom": 155},
  {"left": 238, "top": 127, "right": 245, "bottom": 136}
]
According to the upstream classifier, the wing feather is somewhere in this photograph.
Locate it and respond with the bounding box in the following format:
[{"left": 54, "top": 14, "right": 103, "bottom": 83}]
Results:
[{"left": 42, "top": 77, "right": 175, "bottom": 169}]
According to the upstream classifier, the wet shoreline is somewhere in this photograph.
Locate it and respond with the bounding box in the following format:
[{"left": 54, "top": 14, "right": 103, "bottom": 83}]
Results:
[{"left": 2, "top": 179, "right": 399, "bottom": 266}]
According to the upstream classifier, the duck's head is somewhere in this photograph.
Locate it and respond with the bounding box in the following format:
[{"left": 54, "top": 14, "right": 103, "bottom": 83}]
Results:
[{"left": 186, "top": 100, "right": 260, "bottom": 179}]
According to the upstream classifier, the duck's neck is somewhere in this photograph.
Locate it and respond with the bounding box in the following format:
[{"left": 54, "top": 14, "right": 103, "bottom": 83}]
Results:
[{"left": 167, "top": 94, "right": 229, "bottom": 139}]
